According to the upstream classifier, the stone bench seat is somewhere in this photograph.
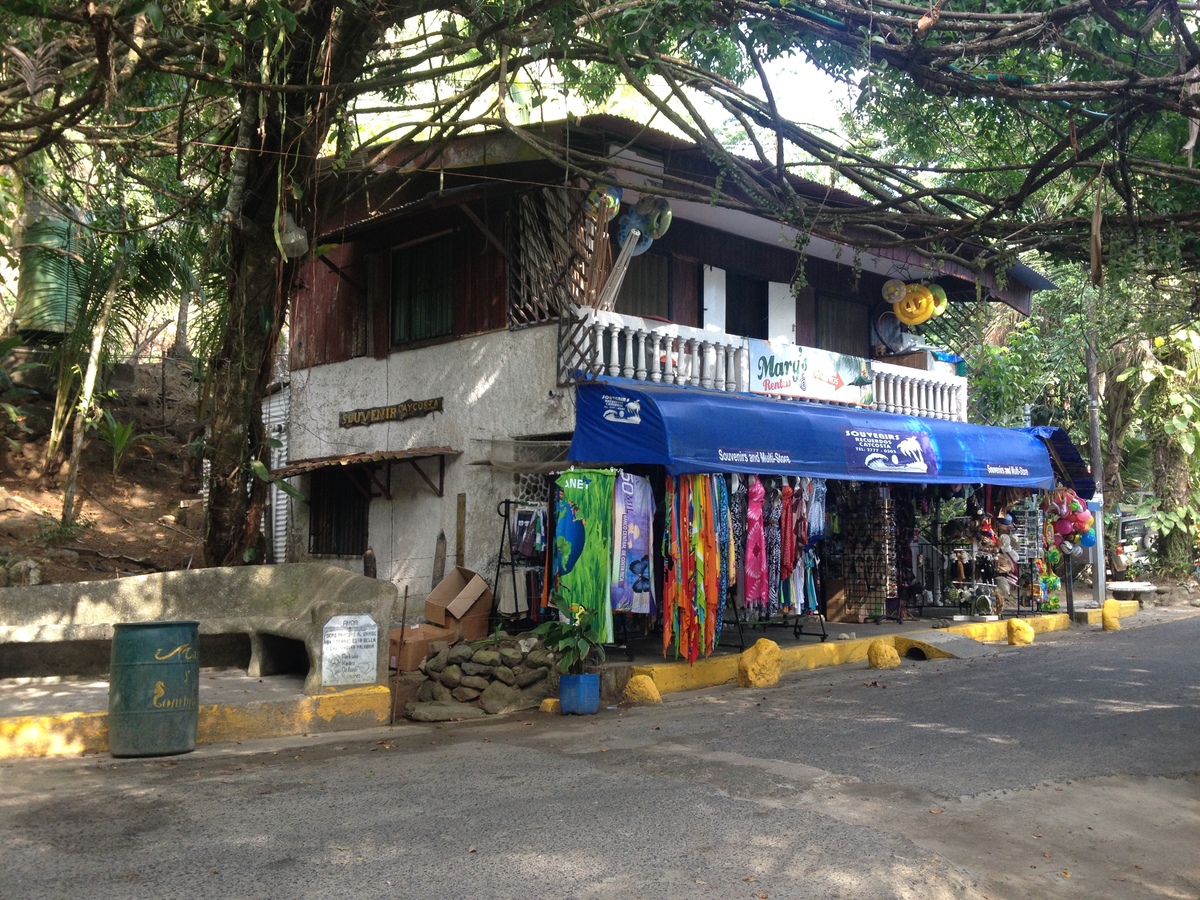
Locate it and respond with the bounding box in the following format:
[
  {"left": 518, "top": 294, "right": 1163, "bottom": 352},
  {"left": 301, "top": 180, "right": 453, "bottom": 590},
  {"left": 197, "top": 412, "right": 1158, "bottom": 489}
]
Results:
[
  {"left": 0, "top": 563, "right": 395, "bottom": 694},
  {"left": 1108, "top": 581, "right": 1158, "bottom": 602}
]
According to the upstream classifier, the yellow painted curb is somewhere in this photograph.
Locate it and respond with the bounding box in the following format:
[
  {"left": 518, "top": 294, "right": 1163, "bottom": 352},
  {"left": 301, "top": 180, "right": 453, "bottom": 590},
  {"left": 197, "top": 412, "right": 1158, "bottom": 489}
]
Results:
[
  {"left": 632, "top": 654, "right": 741, "bottom": 694},
  {"left": 0, "top": 685, "right": 391, "bottom": 759},
  {"left": 892, "top": 635, "right": 957, "bottom": 660},
  {"left": 0, "top": 711, "right": 108, "bottom": 760},
  {"left": 633, "top": 631, "right": 967, "bottom": 695},
  {"left": 1074, "top": 599, "right": 1140, "bottom": 625},
  {"left": 197, "top": 685, "right": 391, "bottom": 744},
  {"left": 945, "top": 613, "right": 1071, "bottom": 643}
]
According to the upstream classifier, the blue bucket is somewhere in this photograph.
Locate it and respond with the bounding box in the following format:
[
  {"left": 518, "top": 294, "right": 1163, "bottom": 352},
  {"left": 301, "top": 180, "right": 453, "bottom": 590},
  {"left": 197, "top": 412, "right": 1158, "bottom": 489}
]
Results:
[{"left": 559, "top": 673, "right": 600, "bottom": 715}]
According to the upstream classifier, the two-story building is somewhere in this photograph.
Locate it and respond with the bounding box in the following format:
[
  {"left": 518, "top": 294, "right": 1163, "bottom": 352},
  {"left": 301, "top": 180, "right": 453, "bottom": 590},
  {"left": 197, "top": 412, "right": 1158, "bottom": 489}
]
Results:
[{"left": 277, "top": 115, "right": 1088, "bottom": 634}]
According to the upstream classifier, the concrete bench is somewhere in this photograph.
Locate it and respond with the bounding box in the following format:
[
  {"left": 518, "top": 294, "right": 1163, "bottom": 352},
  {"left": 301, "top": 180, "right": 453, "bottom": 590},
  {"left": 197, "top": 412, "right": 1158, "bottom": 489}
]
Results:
[
  {"left": 0, "top": 563, "right": 396, "bottom": 695},
  {"left": 1108, "top": 581, "right": 1158, "bottom": 604}
]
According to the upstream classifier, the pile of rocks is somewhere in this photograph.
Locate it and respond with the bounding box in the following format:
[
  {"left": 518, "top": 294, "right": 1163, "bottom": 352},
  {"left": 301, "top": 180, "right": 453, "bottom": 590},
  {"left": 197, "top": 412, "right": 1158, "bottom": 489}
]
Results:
[{"left": 404, "top": 633, "right": 559, "bottom": 722}]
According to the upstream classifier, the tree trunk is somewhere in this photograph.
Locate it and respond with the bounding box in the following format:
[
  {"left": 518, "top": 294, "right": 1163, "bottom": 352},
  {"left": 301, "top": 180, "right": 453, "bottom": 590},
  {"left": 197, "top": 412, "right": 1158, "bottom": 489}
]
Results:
[
  {"left": 62, "top": 255, "right": 125, "bottom": 524},
  {"left": 202, "top": 220, "right": 285, "bottom": 566},
  {"left": 171, "top": 282, "right": 191, "bottom": 359},
  {"left": 199, "top": 1, "right": 396, "bottom": 567}
]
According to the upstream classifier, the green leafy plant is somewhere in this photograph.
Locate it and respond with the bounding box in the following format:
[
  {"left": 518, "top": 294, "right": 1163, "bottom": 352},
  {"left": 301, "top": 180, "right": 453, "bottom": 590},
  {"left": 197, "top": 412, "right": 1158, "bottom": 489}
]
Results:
[
  {"left": 30, "top": 517, "right": 91, "bottom": 546},
  {"left": 95, "top": 409, "right": 165, "bottom": 475},
  {"left": 247, "top": 458, "right": 304, "bottom": 501},
  {"left": 0, "top": 335, "right": 37, "bottom": 450},
  {"left": 531, "top": 601, "right": 606, "bottom": 675}
]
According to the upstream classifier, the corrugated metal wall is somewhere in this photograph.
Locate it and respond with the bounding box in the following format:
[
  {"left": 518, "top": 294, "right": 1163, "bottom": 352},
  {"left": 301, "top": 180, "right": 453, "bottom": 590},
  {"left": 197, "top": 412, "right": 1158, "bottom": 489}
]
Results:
[{"left": 261, "top": 385, "right": 290, "bottom": 564}]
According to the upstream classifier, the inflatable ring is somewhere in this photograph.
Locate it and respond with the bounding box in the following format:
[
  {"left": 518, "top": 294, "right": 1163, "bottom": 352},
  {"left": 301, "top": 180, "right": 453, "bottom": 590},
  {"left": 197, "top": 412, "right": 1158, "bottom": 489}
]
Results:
[
  {"left": 882, "top": 278, "right": 908, "bottom": 304},
  {"left": 895, "top": 285, "right": 935, "bottom": 325},
  {"left": 928, "top": 283, "right": 949, "bottom": 316},
  {"left": 585, "top": 185, "right": 622, "bottom": 218},
  {"left": 617, "top": 211, "right": 655, "bottom": 256},
  {"left": 635, "top": 196, "right": 673, "bottom": 239}
]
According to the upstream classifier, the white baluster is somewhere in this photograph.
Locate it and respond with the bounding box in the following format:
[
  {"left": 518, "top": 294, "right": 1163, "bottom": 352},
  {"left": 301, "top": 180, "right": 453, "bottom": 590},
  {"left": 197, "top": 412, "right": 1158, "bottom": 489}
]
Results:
[
  {"left": 699, "top": 341, "right": 713, "bottom": 389},
  {"left": 715, "top": 344, "right": 728, "bottom": 391},
  {"left": 635, "top": 329, "right": 647, "bottom": 381},
  {"left": 591, "top": 321, "right": 605, "bottom": 375},
  {"left": 621, "top": 327, "right": 635, "bottom": 378},
  {"left": 663, "top": 336, "right": 676, "bottom": 384},
  {"left": 607, "top": 324, "right": 621, "bottom": 376},
  {"left": 687, "top": 340, "right": 700, "bottom": 386},
  {"left": 649, "top": 332, "right": 663, "bottom": 382}
]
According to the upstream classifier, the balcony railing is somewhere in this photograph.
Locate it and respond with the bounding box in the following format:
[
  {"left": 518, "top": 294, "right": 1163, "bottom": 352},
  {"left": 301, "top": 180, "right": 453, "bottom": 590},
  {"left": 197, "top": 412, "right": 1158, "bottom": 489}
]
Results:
[{"left": 558, "top": 306, "right": 968, "bottom": 421}]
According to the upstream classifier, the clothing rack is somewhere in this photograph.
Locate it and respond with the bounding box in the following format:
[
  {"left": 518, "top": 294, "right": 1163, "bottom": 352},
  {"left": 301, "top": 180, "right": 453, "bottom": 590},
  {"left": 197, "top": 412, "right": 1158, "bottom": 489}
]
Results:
[{"left": 491, "top": 499, "right": 545, "bottom": 629}]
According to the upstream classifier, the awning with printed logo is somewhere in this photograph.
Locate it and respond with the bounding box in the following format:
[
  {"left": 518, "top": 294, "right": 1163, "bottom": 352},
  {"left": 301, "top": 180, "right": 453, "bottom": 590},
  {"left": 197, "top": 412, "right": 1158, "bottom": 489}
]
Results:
[{"left": 569, "top": 378, "right": 1057, "bottom": 489}]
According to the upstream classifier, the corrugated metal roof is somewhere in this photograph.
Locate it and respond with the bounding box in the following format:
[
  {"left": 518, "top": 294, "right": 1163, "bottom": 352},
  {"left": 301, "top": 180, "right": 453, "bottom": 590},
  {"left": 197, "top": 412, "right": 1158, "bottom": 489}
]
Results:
[{"left": 272, "top": 447, "right": 460, "bottom": 479}]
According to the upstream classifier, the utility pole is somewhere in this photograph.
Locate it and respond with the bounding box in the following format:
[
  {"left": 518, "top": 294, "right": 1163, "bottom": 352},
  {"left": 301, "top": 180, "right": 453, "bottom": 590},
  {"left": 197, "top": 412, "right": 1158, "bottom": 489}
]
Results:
[{"left": 1085, "top": 290, "right": 1107, "bottom": 612}]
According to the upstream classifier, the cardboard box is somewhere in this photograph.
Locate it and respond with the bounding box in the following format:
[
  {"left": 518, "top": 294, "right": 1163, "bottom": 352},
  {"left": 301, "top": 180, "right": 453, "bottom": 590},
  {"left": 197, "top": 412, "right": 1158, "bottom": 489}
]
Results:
[
  {"left": 389, "top": 623, "right": 456, "bottom": 671},
  {"left": 824, "top": 578, "right": 847, "bottom": 623},
  {"left": 424, "top": 567, "right": 493, "bottom": 640}
]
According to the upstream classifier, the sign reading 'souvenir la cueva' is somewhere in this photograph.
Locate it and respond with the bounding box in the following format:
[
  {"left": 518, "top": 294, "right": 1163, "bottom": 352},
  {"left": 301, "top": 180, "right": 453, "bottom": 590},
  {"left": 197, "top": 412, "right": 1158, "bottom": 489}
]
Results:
[{"left": 339, "top": 397, "right": 443, "bottom": 428}]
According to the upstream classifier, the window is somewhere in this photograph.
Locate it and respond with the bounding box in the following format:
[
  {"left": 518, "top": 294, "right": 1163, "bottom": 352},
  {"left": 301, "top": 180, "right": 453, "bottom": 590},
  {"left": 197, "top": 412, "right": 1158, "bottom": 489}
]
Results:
[
  {"left": 816, "top": 293, "right": 870, "bottom": 357},
  {"left": 391, "top": 235, "right": 454, "bottom": 345},
  {"left": 724, "top": 273, "right": 769, "bottom": 339},
  {"left": 616, "top": 252, "right": 669, "bottom": 319},
  {"left": 308, "top": 469, "right": 369, "bottom": 556}
]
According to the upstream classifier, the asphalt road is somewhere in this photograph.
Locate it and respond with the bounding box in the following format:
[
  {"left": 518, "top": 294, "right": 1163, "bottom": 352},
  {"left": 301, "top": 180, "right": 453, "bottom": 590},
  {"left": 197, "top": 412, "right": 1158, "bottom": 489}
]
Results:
[{"left": 3, "top": 611, "right": 1198, "bottom": 900}]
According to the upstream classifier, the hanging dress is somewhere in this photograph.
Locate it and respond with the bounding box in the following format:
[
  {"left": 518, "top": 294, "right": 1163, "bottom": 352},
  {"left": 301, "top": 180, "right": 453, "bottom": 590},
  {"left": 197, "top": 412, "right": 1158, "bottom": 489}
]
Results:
[
  {"left": 712, "top": 473, "right": 731, "bottom": 645},
  {"left": 743, "top": 476, "right": 768, "bottom": 608},
  {"left": 765, "top": 483, "right": 783, "bottom": 616},
  {"left": 780, "top": 480, "right": 796, "bottom": 579}
]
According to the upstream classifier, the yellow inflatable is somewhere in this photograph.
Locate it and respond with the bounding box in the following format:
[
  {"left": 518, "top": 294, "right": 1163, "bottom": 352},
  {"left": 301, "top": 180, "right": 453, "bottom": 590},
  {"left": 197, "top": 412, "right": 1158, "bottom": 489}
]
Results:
[{"left": 896, "top": 284, "right": 935, "bottom": 325}]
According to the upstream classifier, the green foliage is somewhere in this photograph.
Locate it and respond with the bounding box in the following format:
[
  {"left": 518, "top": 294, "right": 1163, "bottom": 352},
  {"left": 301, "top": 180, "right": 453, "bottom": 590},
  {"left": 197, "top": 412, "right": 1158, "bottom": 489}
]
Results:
[
  {"left": 94, "top": 409, "right": 166, "bottom": 475},
  {"left": 29, "top": 516, "right": 90, "bottom": 546},
  {"left": 531, "top": 602, "right": 607, "bottom": 675},
  {"left": 248, "top": 457, "right": 305, "bottom": 501},
  {"left": 0, "top": 336, "right": 37, "bottom": 450},
  {"left": 1118, "top": 327, "right": 1200, "bottom": 574}
]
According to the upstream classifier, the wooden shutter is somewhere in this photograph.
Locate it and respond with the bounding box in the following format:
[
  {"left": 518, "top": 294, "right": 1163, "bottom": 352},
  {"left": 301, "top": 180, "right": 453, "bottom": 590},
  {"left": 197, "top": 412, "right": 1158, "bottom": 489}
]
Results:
[{"left": 367, "top": 251, "right": 390, "bottom": 359}]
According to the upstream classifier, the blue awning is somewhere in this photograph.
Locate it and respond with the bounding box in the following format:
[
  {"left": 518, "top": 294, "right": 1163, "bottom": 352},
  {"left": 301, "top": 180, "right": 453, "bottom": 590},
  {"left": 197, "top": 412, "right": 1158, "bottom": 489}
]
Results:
[
  {"left": 569, "top": 379, "right": 1057, "bottom": 489},
  {"left": 1022, "top": 425, "right": 1095, "bottom": 499}
]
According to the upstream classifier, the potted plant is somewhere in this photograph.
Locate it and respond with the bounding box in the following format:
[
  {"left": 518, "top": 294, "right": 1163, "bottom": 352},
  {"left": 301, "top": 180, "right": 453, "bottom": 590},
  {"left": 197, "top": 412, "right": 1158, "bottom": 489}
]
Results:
[{"left": 532, "top": 602, "right": 606, "bottom": 715}]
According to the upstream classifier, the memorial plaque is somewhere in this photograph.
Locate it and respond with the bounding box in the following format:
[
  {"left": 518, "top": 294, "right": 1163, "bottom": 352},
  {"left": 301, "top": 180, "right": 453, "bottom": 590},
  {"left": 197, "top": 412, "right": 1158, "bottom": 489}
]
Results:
[{"left": 321, "top": 615, "right": 379, "bottom": 686}]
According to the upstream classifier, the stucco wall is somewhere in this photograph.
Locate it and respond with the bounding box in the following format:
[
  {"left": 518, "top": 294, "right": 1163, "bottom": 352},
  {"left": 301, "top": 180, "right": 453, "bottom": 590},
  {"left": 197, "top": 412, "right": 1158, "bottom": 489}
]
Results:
[{"left": 286, "top": 323, "right": 574, "bottom": 612}]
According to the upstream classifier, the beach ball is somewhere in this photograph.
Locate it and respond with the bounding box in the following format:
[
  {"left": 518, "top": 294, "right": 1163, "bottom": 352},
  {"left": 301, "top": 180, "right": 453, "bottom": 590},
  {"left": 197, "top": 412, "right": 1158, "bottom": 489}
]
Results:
[
  {"left": 585, "top": 184, "right": 622, "bottom": 217},
  {"left": 635, "top": 196, "right": 673, "bottom": 239},
  {"left": 928, "top": 284, "right": 949, "bottom": 316},
  {"left": 617, "top": 210, "right": 655, "bottom": 255},
  {"left": 1080, "top": 529, "right": 1096, "bottom": 548},
  {"left": 882, "top": 279, "right": 908, "bottom": 303}
]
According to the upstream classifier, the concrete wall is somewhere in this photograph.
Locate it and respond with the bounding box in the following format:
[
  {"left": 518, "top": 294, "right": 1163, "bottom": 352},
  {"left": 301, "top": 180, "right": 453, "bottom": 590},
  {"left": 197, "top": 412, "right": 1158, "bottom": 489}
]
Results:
[{"left": 286, "top": 323, "right": 574, "bottom": 610}]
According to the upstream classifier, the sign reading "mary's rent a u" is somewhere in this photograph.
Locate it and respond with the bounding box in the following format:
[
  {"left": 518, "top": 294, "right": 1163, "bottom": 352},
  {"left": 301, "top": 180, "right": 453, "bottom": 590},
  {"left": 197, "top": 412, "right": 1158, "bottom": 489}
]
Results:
[{"left": 747, "top": 340, "right": 874, "bottom": 406}]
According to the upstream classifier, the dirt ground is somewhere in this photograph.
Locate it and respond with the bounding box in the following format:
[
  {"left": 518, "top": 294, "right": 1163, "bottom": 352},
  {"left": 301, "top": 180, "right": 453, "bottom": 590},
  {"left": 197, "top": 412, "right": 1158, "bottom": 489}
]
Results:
[{"left": 0, "top": 359, "right": 205, "bottom": 585}]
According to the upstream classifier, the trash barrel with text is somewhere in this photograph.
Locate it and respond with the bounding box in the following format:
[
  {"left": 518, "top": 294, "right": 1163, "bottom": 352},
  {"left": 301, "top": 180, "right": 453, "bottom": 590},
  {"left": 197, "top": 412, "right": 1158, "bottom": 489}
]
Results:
[{"left": 108, "top": 621, "right": 200, "bottom": 757}]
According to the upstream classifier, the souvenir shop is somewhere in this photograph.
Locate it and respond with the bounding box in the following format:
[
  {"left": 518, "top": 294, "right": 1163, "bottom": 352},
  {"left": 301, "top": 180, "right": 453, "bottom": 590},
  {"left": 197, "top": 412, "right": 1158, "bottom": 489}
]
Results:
[{"left": 504, "top": 379, "right": 1093, "bottom": 662}]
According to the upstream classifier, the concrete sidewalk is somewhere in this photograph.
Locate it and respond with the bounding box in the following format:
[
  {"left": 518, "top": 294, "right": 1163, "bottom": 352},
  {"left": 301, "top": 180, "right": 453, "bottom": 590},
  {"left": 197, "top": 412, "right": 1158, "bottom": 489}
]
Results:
[{"left": 0, "top": 600, "right": 1148, "bottom": 760}]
